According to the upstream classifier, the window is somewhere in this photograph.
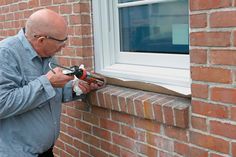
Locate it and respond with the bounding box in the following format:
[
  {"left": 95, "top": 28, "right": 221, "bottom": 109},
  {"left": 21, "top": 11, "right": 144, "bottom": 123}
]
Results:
[{"left": 92, "top": 0, "right": 190, "bottom": 94}]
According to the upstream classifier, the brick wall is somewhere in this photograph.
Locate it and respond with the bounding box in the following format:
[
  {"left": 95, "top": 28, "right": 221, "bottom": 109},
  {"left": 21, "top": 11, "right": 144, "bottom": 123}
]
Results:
[
  {"left": 190, "top": 0, "right": 236, "bottom": 157},
  {"left": 0, "top": 0, "right": 235, "bottom": 157}
]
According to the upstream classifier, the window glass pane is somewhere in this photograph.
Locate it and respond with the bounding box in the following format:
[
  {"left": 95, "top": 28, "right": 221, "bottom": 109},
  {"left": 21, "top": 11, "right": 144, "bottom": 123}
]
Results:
[
  {"left": 118, "top": 0, "right": 139, "bottom": 3},
  {"left": 119, "top": 0, "right": 189, "bottom": 54}
]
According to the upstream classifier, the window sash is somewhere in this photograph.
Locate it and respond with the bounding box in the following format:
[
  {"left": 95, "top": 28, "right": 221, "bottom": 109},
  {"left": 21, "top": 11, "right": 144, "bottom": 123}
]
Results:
[
  {"left": 92, "top": 0, "right": 191, "bottom": 94},
  {"left": 112, "top": 0, "right": 189, "bottom": 69}
]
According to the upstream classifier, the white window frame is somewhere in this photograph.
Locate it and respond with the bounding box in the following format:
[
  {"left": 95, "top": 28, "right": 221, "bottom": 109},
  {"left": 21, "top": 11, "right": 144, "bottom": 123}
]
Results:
[{"left": 92, "top": 0, "right": 190, "bottom": 94}]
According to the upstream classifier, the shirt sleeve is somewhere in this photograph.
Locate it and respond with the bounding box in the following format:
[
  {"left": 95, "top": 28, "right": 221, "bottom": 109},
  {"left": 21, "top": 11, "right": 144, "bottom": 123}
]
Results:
[{"left": 0, "top": 49, "right": 56, "bottom": 119}]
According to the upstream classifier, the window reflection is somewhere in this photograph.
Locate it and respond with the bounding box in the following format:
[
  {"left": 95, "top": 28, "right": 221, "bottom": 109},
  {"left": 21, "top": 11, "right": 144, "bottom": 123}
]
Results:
[{"left": 119, "top": 0, "right": 189, "bottom": 54}]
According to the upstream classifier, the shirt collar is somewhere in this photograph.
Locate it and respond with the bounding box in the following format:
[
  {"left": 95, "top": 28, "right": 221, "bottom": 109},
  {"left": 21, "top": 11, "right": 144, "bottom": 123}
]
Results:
[{"left": 17, "top": 28, "right": 39, "bottom": 60}]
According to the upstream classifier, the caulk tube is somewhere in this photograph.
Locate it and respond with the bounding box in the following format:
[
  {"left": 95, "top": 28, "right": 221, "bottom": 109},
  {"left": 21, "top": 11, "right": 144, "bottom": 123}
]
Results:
[
  {"left": 61, "top": 64, "right": 105, "bottom": 87},
  {"left": 78, "top": 68, "right": 105, "bottom": 87}
]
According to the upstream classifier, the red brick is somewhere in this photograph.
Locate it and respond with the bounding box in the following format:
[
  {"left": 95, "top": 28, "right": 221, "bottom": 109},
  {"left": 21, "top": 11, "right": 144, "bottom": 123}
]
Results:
[
  {"left": 134, "top": 93, "right": 155, "bottom": 117},
  {"left": 91, "top": 106, "right": 110, "bottom": 119},
  {"left": 74, "top": 139, "right": 89, "bottom": 153},
  {"left": 101, "top": 141, "right": 120, "bottom": 156},
  {"left": 134, "top": 117, "right": 161, "bottom": 133},
  {"left": 192, "top": 100, "right": 228, "bottom": 118},
  {"left": 53, "top": 0, "right": 67, "bottom": 4},
  {"left": 118, "top": 91, "right": 130, "bottom": 113},
  {"left": 55, "top": 139, "right": 65, "bottom": 150},
  {"left": 61, "top": 114, "right": 76, "bottom": 127},
  {"left": 190, "top": 32, "right": 231, "bottom": 47},
  {"left": 60, "top": 5, "right": 72, "bottom": 14},
  {"left": 83, "top": 112, "right": 99, "bottom": 126},
  {"left": 190, "top": 131, "right": 229, "bottom": 153},
  {"left": 190, "top": 49, "right": 207, "bottom": 64},
  {"left": 121, "top": 125, "right": 137, "bottom": 139},
  {"left": 210, "top": 11, "right": 236, "bottom": 28},
  {"left": 104, "top": 87, "right": 119, "bottom": 109},
  {"left": 60, "top": 132, "right": 73, "bottom": 146},
  {"left": 232, "top": 31, "right": 236, "bottom": 46},
  {"left": 75, "top": 121, "right": 91, "bottom": 133},
  {"left": 191, "top": 116, "right": 207, "bottom": 131},
  {"left": 174, "top": 142, "right": 208, "bottom": 157},
  {"left": 126, "top": 92, "right": 143, "bottom": 115},
  {"left": 67, "top": 126, "right": 82, "bottom": 139},
  {"left": 163, "top": 102, "right": 174, "bottom": 126},
  {"left": 40, "top": 0, "right": 52, "bottom": 6},
  {"left": 112, "top": 111, "right": 134, "bottom": 125},
  {"left": 191, "top": 66, "right": 232, "bottom": 83},
  {"left": 110, "top": 90, "right": 123, "bottom": 111},
  {"left": 112, "top": 134, "right": 136, "bottom": 151},
  {"left": 159, "top": 151, "right": 173, "bottom": 157},
  {"left": 146, "top": 133, "right": 174, "bottom": 151},
  {"left": 210, "top": 50, "right": 236, "bottom": 66},
  {"left": 211, "top": 87, "right": 236, "bottom": 104},
  {"left": 153, "top": 103, "right": 163, "bottom": 123},
  {"left": 120, "top": 149, "right": 138, "bottom": 157},
  {"left": 66, "top": 107, "right": 81, "bottom": 119},
  {"left": 190, "top": 0, "right": 232, "bottom": 11},
  {"left": 90, "top": 146, "right": 109, "bottom": 157},
  {"left": 164, "top": 126, "right": 188, "bottom": 142},
  {"left": 19, "top": 2, "right": 28, "bottom": 10},
  {"left": 65, "top": 144, "right": 79, "bottom": 157},
  {"left": 232, "top": 142, "right": 236, "bottom": 157},
  {"left": 174, "top": 103, "right": 189, "bottom": 128},
  {"left": 136, "top": 142, "right": 158, "bottom": 157},
  {"left": 61, "top": 47, "right": 75, "bottom": 56},
  {"left": 190, "top": 13, "right": 207, "bottom": 28},
  {"left": 93, "top": 127, "right": 111, "bottom": 141},
  {"left": 58, "top": 57, "right": 70, "bottom": 66},
  {"left": 191, "top": 83, "right": 209, "bottom": 99},
  {"left": 83, "top": 134, "right": 100, "bottom": 147},
  {"left": 231, "top": 106, "right": 236, "bottom": 121},
  {"left": 210, "top": 120, "right": 236, "bottom": 139},
  {"left": 73, "top": 3, "right": 91, "bottom": 13},
  {"left": 100, "top": 118, "right": 120, "bottom": 133},
  {"left": 59, "top": 150, "right": 71, "bottom": 157}
]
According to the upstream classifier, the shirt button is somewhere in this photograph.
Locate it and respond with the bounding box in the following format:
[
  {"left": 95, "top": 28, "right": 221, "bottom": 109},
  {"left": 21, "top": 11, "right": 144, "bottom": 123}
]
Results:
[{"left": 54, "top": 122, "right": 57, "bottom": 125}]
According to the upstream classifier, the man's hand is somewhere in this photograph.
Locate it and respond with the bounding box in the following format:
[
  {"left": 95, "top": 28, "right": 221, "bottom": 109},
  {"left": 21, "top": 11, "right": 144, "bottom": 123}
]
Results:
[
  {"left": 77, "top": 81, "right": 99, "bottom": 94},
  {"left": 46, "top": 67, "right": 74, "bottom": 88},
  {"left": 73, "top": 77, "right": 106, "bottom": 95}
]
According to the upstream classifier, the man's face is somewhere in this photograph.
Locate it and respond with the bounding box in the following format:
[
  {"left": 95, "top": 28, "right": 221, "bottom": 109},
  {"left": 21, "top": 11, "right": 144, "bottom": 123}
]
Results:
[
  {"left": 42, "top": 35, "right": 68, "bottom": 57},
  {"left": 34, "top": 34, "right": 68, "bottom": 57}
]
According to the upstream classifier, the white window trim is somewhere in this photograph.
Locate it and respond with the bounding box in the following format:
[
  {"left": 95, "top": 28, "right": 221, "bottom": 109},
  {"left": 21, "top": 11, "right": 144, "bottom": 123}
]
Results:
[{"left": 92, "top": 0, "right": 191, "bottom": 95}]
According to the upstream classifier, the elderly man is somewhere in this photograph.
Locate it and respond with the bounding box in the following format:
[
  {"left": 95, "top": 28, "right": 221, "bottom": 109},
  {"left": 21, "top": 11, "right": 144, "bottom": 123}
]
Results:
[{"left": 0, "top": 9, "right": 100, "bottom": 157}]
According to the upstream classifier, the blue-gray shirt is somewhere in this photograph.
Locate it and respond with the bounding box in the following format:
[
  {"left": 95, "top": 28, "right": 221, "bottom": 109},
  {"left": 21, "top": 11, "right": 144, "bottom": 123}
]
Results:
[{"left": 0, "top": 29, "right": 75, "bottom": 157}]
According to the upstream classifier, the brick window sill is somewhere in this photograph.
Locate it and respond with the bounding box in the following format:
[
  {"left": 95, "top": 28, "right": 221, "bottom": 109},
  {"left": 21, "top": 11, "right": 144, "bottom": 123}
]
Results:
[{"left": 87, "top": 85, "right": 190, "bottom": 129}]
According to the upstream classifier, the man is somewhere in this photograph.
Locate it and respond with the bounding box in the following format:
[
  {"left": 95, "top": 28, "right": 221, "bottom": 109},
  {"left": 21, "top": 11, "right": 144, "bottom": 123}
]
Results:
[{"left": 0, "top": 9, "right": 100, "bottom": 157}]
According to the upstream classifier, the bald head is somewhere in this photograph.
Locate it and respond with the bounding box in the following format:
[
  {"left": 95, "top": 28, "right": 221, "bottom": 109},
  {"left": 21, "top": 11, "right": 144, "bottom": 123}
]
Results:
[{"left": 25, "top": 9, "right": 67, "bottom": 39}]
